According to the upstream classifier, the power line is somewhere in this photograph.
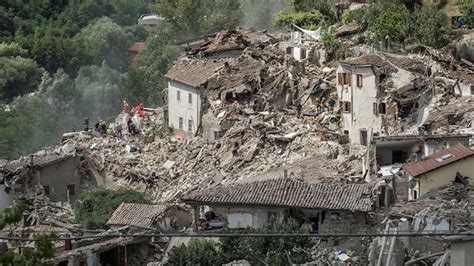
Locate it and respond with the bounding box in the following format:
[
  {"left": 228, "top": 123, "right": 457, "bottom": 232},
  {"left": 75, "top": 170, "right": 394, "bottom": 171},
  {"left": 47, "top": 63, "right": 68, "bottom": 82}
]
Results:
[{"left": 2, "top": 231, "right": 473, "bottom": 241}]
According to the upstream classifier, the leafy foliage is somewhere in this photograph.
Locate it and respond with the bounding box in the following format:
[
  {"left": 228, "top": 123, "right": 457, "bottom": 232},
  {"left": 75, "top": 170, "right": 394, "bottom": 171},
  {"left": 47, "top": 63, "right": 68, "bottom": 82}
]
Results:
[
  {"left": 154, "top": 0, "right": 241, "bottom": 39},
  {"left": 76, "top": 17, "right": 132, "bottom": 72},
  {"left": 166, "top": 239, "right": 224, "bottom": 265},
  {"left": 0, "top": 43, "right": 42, "bottom": 101},
  {"left": 74, "top": 188, "right": 150, "bottom": 229},
  {"left": 414, "top": 9, "right": 451, "bottom": 47},
  {"left": 276, "top": 0, "right": 337, "bottom": 29},
  {"left": 321, "top": 32, "right": 345, "bottom": 60},
  {"left": 368, "top": 2, "right": 411, "bottom": 43},
  {"left": 459, "top": 0, "right": 474, "bottom": 28},
  {"left": 166, "top": 220, "right": 313, "bottom": 265}
]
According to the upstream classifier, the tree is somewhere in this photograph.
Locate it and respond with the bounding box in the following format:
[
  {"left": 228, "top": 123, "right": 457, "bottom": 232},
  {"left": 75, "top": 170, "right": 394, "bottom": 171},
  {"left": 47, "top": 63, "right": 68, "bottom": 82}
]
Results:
[
  {"left": 76, "top": 17, "right": 132, "bottom": 72},
  {"left": 459, "top": 0, "right": 474, "bottom": 28},
  {"left": 239, "top": 0, "right": 290, "bottom": 31},
  {"left": 73, "top": 63, "right": 123, "bottom": 120},
  {"left": 154, "top": 0, "right": 241, "bottom": 39},
  {"left": 368, "top": 2, "right": 411, "bottom": 43},
  {"left": 166, "top": 220, "right": 314, "bottom": 265},
  {"left": 275, "top": 0, "right": 337, "bottom": 29},
  {"left": 414, "top": 9, "right": 451, "bottom": 47},
  {"left": 0, "top": 43, "right": 42, "bottom": 102},
  {"left": 74, "top": 188, "right": 150, "bottom": 229},
  {"left": 166, "top": 240, "right": 224, "bottom": 265},
  {"left": 125, "top": 34, "right": 180, "bottom": 106},
  {"left": 220, "top": 220, "right": 313, "bottom": 265}
]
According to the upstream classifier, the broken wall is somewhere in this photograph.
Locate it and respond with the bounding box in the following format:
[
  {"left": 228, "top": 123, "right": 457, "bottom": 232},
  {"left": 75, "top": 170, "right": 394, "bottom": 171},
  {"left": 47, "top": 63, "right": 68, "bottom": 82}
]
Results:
[{"left": 38, "top": 157, "right": 81, "bottom": 202}]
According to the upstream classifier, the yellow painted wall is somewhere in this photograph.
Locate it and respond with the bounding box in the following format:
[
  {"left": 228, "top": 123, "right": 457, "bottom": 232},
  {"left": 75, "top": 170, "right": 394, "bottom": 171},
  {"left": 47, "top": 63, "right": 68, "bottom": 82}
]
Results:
[{"left": 419, "top": 156, "right": 474, "bottom": 196}]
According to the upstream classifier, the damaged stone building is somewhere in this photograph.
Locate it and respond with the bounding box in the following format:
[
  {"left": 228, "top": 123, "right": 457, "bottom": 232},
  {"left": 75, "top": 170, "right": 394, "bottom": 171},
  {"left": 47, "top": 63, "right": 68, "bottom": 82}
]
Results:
[{"left": 182, "top": 178, "right": 373, "bottom": 234}]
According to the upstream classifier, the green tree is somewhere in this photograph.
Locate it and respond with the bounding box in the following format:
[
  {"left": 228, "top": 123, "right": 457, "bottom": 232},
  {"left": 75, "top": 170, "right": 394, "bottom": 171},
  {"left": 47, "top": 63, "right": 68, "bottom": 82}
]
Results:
[
  {"left": 0, "top": 43, "right": 42, "bottom": 102},
  {"left": 74, "top": 188, "right": 150, "bottom": 229},
  {"left": 414, "top": 9, "right": 451, "bottom": 47},
  {"left": 368, "top": 2, "right": 411, "bottom": 43},
  {"left": 124, "top": 35, "right": 180, "bottom": 106},
  {"left": 459, "top": 0, "right": 474, "bottom": 28},
  {"left": 76, "top": 17, "right": 132, "bottom": 72},
  {"left": 154, "top": 0, "right": 241, "bottom": 39},
  {"left": 220, "top": 220, "right": 313, "bottom": 265},
  {"left": 239, "top": 0, "right": 290, "bottom": 31},
  {"left": 166, "top": 240, "right": 224, "bottom": 266},
  {"left": 275, "top": 0, "right": 337, "bottom": 29},
  {"left": 73, "top": 63, "right": 123, "bottom": 120}
]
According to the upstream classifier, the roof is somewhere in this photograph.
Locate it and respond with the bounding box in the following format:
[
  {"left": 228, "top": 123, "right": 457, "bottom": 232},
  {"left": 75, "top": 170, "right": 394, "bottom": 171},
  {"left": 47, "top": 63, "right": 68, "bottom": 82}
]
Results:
[
  {"left": 341, "top": 54, "right": 397, "bottom": 73},
  {"left": 404, "top": 144, "right": 474, "bottom": 177},
  {"left": 165, "top": 58, "right": 227, "bottom": 88},
  {"left": 195, "top": 29, "right": 273, "bottom": 55},
  {"left": 107, "top": 203, "right": 169, "bottom": 229},
  {"left": 129, "top": 42, "right": 146, "bottom": 52},
  {"left": 341, "top": 53, "right": 426, "bottom": 74},
  {"left": 182, "top": 178, "right": 373, "bottom": 212}
]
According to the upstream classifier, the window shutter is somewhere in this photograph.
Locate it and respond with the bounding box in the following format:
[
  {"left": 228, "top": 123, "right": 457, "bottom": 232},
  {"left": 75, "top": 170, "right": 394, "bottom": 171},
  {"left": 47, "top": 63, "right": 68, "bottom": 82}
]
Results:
[
  {"left": 373, "top": 103, "right": 378, "bottom": 115},
  {"left": 338, "top": 74, "right": 343, "bottom": 85},
  {"left": 357, "top": 74, "right": 363, "bottom": 87},
  {"left": 347, "top": 102, "right": 351, "bottom": 112}
]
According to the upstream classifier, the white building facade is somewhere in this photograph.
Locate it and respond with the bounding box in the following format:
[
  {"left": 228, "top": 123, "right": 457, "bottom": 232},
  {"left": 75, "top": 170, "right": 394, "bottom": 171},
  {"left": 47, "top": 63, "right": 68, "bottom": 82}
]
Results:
[
  {"left": 336, "top": 63, "right": 385, "bottom": 145},
  {"left": 167, "top": 80, "right": 201, "bottom": 136}
]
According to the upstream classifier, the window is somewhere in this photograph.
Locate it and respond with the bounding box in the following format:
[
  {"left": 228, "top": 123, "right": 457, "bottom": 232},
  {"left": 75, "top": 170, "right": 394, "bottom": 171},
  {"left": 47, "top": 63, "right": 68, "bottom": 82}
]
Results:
[
  {"left": 177, "top": 90, "right": 181, "bottom": 101},
  {"left": 341, "top": 101, "right": 351, "bottom": 112},
  {"left": 343, "top": 73, "right": 351, "bottom": 85},
  {"left": 43, "top": 185, "right": 50, "bottom": 196},
  {"left": 338, "top": 73, "right": 351, "bottom": 85},
  {"left": 373, "top": 102, "right": 386, "bottom": 115},
  {"left": 378, "top": 102, "right": 386, "bottom": 114},
  {"left": 343, "top": 130, "right": 349, "bottom": 135},
  {"left": 360, "top": 130, "right": 368, "bottom": 146},
  {"left": 413, "top": 190, "right": 418, "bottom": 200},
  {"left": 356, "top": 74, "right": 363, "bottom": 87},
  {"left": 286, "top": 47, "right": 292, "bottom": 55},
  {"left": 267, "top": 211, "right": 278, "bottom": 223},
  {"left": 188, "top": 119, "right": 193, "bottom": 132},
  {"left": 301, "top": 48, "right": 306, "bottom": 59},
  {"left": 67, "top": 184, "right": 75, "bottom": 196},
  {"left": 178, "top": 117, "right": 184, "bottom": 130},
  {"left": 188, "top": 93, "right": 192, "bottom": 104}
]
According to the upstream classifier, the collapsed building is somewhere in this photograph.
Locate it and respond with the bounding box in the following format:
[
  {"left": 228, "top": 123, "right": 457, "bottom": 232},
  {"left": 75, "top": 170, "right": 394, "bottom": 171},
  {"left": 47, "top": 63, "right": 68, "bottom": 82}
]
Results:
[{"left": 0, "top": 25, "right": 473, "bottom": 264}]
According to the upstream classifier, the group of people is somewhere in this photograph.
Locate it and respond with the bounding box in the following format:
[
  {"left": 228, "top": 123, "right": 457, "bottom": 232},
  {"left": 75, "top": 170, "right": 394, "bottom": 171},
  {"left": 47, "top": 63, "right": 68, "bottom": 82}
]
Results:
[{"left": 122, "top": 101, "right": 145, "bottom": 118}]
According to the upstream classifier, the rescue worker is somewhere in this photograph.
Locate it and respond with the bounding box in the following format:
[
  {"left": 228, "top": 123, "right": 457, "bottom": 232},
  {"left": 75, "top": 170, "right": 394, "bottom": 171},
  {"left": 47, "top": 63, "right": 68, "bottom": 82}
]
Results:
[{"left": 83, "top": 117, "right": 89, "bottom": 131}]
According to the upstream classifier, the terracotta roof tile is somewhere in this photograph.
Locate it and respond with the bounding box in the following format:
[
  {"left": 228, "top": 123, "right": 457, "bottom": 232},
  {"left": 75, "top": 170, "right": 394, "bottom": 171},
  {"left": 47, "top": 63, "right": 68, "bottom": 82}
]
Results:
[
  {"left": 107, "top": 203, "right": 168, "bottom": 229},
  {"left": 129, "top": 42, "right": 146, "bottom": 52},
  {"left": 404, "top": 143, "right": 474, "bottom": 177},
  {"left": 182, "top": 178, "right": 373, "bottom": 212}
]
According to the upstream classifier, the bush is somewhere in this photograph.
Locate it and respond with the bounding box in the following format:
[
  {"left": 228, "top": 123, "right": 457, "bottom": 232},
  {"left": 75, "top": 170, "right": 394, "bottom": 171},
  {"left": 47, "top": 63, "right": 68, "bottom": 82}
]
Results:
[
  {"left": 166, "top": 220, "right": 314, "bottom": 265},
  {"left": 341, "top": 8, "right": 366, "bottom": 25},
  {"left": 414, "top": 9, "right": 451, "bottom": 47},
  {"left": 459, "top": 0, "right": 474, "bottom": 28},
  {"left": 74, "top": 188, "right": 150, "bottom": 229},
  {"left": 321, "top": 32, "right": 345, "bottom": 60},
  {"left": 276, "top": 11, "right": 324, "bottom": 29}
]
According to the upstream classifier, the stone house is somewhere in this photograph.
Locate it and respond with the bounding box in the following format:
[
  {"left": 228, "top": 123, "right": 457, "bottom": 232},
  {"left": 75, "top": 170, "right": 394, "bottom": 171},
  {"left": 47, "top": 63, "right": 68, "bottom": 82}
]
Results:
[
  {"left": 32, "top": 154, "right": 83, "bottom": 203},
  {"left": 403, "top": 143, "right": 474, "bottom": 200},
  {"left": 182, "top": 178, "right": 373, "bottom": 234},
  {"left": 336, "top": 54, "right": 384, "bottom": 145},
  {"left": 165, "top": 58, "right": 227, "bottom": 137},
  {"left": 107, "top": 203, "right": 192, "bottom": 231}
]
